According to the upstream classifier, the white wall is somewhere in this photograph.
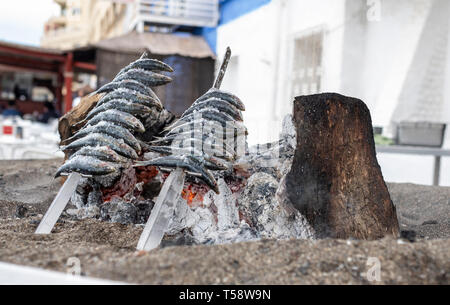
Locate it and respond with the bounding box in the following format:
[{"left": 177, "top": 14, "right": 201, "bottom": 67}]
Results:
[
  {"left": 339, "top": 0, "right": 444, "bottom": 134},
  {"left": 217, "top": 1, "right": 280, "bottom": 145},
  {"left": 217, "top": 0, "right": 443, "bottom": 140},
  {"left": 217, "top": 0, "right": 347, "bottom": 145},
  {"left": 216, "top": 0, "right": 450, "bottom": 186}
]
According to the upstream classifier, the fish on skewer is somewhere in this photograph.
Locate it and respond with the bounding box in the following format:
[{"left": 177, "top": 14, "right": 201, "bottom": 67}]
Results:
[
  {"left": 55, "top": 54, "right": 173, "bottom": 178},
  {"left": 137, "top": 47, "right": 246, "bottom": 193}
]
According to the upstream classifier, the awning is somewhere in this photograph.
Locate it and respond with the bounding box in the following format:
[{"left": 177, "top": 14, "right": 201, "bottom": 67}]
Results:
[
  {"left": 94, "top": 31, "right": 215, "bottom": 59},
  {"left": 0, "top": 40, "right": 97, "bottom": 113},
  {"left": 0, "top": 40, "right": 65, "bottom": 74}
]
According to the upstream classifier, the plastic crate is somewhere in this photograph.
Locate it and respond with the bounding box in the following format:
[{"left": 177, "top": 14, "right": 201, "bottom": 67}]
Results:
[{"left": 397, "top": 122, "right": 446, "bottom": 147}]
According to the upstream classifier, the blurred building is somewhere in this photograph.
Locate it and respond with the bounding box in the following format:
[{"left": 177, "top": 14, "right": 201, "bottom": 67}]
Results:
[
  {"left": 0, "top": 41, "right": 96, "bottom": 115},
  {"left": 208, "top": 0, "right": 450, "bottom": 186},
  {"left": 208, "top": 0, "right": 450, "bottom": 145},
  {"left": 41, "top": 0, "right": 219, "bottom": 115},
  {"left": 90, "top": 31, "right": 215, "bottom": 116},
  {"left": 40, "top": 0, "right": 450, "bottom": 144},
  {"left": 42, "top": 0, "right": 219, "bottom": 50},
  {"left": 41, "top": 0, "right": 129, "bottom": 49}
]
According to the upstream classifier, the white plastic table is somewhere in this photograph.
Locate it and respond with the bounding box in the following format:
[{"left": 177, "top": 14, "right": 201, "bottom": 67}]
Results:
[{"left": 376, "top": 145, "right": 450, "bottom": 186}]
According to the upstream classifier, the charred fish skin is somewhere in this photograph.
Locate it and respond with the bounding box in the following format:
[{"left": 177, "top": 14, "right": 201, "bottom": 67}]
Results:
[
  {"left": 145, "top": 145, "right": 204, "bottom": 157},
  {"left": 70, "top": 146, "right": 130, "bottom": 164},
  {"left": 63, "top": 122, "right": 142, "bottom": 153},
  {"left": 185, "top": 155, "right": 229, "bottom": 171},
  {"left": 117, "top": 58, "right": 174, "bottom": 76},
  {"left": 84, "top": 99, "right": 152, "bottom": 122},
  {"left": 167, "top": 136, "right": 236, "bottom": 158},
  {"left": 154, "top": 129, "right": 243, "bottom": 145},
  {"left": 57, "top": 54, "right": 174, "bottom": 181},
  {"left": 96, "top": 80, "right": 159, "bottom": 100},
  {"left": 181, "top": 97, "right": 243, "bottom": 122},
  {"left": 96, "top": 89, "right": 163, "bottom": 110},
  {"left": 144, "top": 145, "right": 234, "bottom": 163},
  {"left": 148, "top": 145, "right": 234, "bottom": 162},
  {"left": 182, "top": 108, "right": 235, "bottom": 124},
  {"left": 96, "top": 80, "right": 149, "bottom": 97},
  {"left": 127, "top": 80, "right": 161, "bottom": 101},
  {"left": 194, "top": 88, "right": 245, "bottom": 111},
  {"left": 113, "top": 69, "right": 172, "bottom": 88},
  {"left": 55, "top": 155, "right": 117, "bottom": 178},
  {"left": 166, "top": 110, "right": 238, "bottom": 132},
  {"left": 83, "top": 109, "right": 145, "bottom": 133},
  {"left": 134, "top": 156, "right": 219, "bottom": 194},
  {"left": 62, "top": 133, "right": 139, "bottom": 160},
  {"left": 165, "top": 120, "right": 248, "bottom": 138}
]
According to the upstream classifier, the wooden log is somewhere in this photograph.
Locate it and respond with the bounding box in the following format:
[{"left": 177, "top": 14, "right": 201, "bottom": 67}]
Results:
[
  {"left": 58, "top": 93, "right": 101, "bottom": 144},
  {"left": 56, "top": 94, "right": 101, "bottom": 183},
  {"left": 285, "top": 93, "right": 399, "bottom": 239}
]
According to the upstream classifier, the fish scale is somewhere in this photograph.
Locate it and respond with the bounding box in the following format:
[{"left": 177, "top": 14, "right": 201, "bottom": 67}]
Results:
[
  {"left": 113, "top": 68, "right": 172, "bottom": 87},
  {"left": 39, "top": 55, "right": 174, "bottom": 235},
  {"left": 84, "top": 99, "right": 152, "bottom": 121},
  {"left": 62, "top": 132, "right": 139, "bottom": 159},
  {"left": 55, "top": 55, "right": 173, "bottom": 178},
  {"left": 135, "top": 47, "right": 242, "bottom": 251},
  {"left": 139, "top": 47, "right": 246, "bottom": 195},
  {"left": 181, "top": 97, "right": 243, "bottom": 122},
  {"left": 83, "top": 109, "right": 145, "bottom": 133},
  {"left": 96, "top": 89, "right": 162, "bottom": 110},
  {"left": 62, "top": 122, "right": 142, "bottom": 153}
]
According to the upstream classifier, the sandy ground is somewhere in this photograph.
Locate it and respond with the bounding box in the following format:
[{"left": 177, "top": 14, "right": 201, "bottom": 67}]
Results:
[{"left": 0, "top": 159, "right": 448, "bottom": 284}]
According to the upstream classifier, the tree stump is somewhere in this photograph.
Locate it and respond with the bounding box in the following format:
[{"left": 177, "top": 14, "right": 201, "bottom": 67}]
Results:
[{"left": 285, "top": 93, "right": 399, "bottom": 239}]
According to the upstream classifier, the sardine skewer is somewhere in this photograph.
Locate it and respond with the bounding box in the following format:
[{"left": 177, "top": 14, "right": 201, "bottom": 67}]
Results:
[
  {"left": 39, "top": 53, "right": 174, "bottom": 235},
  {"left": 137, "top": 48, "right": 232, "bottom": 251}
]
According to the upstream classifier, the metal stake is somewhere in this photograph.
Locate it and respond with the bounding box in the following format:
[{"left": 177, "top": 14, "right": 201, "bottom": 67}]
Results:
[
  {"left": 137, "top": 48, "right": 232, "bottom": 251},
  {"left": 136, "top": 168, "right": 186, "bottom": 251},
  {"left": 35, "top": 173, "right": 82, "bottom": 234}
]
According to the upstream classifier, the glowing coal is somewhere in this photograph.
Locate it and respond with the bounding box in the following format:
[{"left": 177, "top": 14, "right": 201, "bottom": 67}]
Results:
[{"left": 68, "top": 114, "right": 316, "bottom": 245}]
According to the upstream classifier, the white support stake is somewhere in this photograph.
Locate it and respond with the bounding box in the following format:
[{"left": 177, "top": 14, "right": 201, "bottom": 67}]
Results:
[
  {"left": 35, "top": 172, "right": 82, "bottom": 234},
  {"left": 136, "top": 168, "right": 186, "bottom": 251}
]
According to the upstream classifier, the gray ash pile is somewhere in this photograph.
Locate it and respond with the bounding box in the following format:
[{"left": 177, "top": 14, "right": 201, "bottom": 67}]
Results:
[{"left": 59, "top": 53, "right": 312, "bottom": 246}]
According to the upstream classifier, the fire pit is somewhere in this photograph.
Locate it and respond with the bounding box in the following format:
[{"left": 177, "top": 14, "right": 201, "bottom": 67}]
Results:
[
  {"left": 66, "top": 113, "right": 314, "bottom": 246},
  {"left": 52, "top": 53, "right": 399, "bottom": 250}
]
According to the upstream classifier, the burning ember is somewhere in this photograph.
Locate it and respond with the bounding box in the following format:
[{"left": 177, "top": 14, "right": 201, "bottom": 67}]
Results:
[
  {"left": 68, "top": 112, "right": 315, "bottom": 246},
  {"left": 59, "top": 49, "right": 314, "bottom": 247}
]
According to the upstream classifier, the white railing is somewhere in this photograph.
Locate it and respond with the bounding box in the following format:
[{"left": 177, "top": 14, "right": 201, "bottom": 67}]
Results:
[{"left": 129, "top": 0, "right": 219, "bottom": 30}]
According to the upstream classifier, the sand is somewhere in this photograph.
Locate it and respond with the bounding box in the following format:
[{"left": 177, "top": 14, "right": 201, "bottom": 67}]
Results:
[{"left": 0, "top": 159, "right": 448, "bottom": 284}]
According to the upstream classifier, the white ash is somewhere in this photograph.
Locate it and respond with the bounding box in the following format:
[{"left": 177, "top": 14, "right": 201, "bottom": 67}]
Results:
[
  {"left": 67, "top": 180, "right": 103, "bottom": 219},
  {"left": 68, "top": 114, "right": 317, "bottom": 244},
  {"left": 165, "top": 173, "right": 315, "bottom": 245},
  {"left": 166, "top": 179, "right": 257, "bottom": 245},
  {"left": 69, "top": 174, "right": 154, "bottom": 224},
  {"left": 99, "top": 198, "right": 153, "bottom": 224},
  {"left": 94, "top": 170, "right": 124, "bottom": 189},
  {"left": 280, "top": 114, "right": 297, "bottom": 151},
  {"left": 161, "top": 114, "right": 315, "bottom": 245},
  {"left": 215, "top": 179, "right": 240, "bottom": 230},
  {"left": 166, "top": 193, "right": 198, "bottom": 235},
  {"left": 236, "top": 114, "right": 296, "bottom": 180},
  {"left": 66, "top": 205, "right": 100, "bottom": 220}
]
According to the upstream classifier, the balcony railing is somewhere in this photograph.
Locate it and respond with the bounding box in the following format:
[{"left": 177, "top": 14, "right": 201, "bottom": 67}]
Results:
[{"left": 129, "top": 0, "right": 219, "bottom": 30}]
